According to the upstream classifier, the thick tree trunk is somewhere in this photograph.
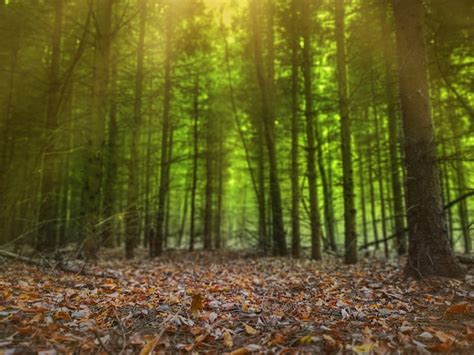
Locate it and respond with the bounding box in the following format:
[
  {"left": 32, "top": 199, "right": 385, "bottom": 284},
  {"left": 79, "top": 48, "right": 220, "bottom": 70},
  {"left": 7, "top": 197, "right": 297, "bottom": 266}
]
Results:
[
  {"left": 335, "top": 0, "right": 357, "bottom": 264},
  {"left": 391, "top": 0, "right": 464, "bottom": 278}
]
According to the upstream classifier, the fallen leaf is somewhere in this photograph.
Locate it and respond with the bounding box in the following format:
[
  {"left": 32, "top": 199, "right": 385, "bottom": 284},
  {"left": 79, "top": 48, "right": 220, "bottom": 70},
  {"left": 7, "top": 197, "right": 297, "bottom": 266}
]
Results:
[
  {"left": 223, "top": 331, "right": 233, "bottom": 348},
  {"left": 190, "top": 294, "right": 203, "bottom": 317},
  {"left": 243, "top": 323, "right": 258, "bottom": 335},
  {"left": 445, "top": 302, "right": 470, "bottom": 316},
  {"left": 139, "top": 336, "right": 159, "bottom": 355}
]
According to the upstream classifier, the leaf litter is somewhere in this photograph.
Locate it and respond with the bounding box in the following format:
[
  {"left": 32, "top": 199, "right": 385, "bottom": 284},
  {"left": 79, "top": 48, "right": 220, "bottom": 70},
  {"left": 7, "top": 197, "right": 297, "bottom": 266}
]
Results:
[{"left": 0, "top": 251, "right": 473, "bottom": 353}]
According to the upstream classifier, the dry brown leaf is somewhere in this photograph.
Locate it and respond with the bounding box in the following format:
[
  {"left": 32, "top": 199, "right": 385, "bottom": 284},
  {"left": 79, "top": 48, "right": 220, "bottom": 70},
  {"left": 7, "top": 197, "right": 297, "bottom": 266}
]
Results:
[
  {"left": 190, "top": 294, "right": 203, "bottom": 317},
  {"left": 243, "top": 323, "right": 258, "bottom": 335},
  {"left": 223, "top": 331, "right": 233, "bottom": 348},
  {"left": 230, "top": 347, "right": 250, "bottom": 355}
]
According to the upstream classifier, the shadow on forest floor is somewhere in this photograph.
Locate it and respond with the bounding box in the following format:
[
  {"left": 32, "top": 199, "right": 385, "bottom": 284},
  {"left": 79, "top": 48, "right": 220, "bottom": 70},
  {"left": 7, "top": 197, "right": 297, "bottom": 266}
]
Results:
[{"left": 0, "top": 250, "right": 473, "bottom": 353}]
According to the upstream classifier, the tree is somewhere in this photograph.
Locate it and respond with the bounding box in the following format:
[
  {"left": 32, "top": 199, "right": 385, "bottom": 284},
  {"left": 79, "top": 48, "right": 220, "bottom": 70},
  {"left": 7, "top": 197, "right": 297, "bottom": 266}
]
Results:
[
  {"left": 391, "top": 0, "right": 465, "bottom": 278},
  {"left": 335, "top": 0, "right": 357, "bottom": 264}
]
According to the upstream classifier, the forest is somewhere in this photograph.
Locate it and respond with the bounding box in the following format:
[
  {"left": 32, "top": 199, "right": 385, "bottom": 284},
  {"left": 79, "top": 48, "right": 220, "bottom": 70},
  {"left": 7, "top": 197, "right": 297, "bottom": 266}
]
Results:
[{"left": 0, "top": 0, "right": 473, "bottom": 353}]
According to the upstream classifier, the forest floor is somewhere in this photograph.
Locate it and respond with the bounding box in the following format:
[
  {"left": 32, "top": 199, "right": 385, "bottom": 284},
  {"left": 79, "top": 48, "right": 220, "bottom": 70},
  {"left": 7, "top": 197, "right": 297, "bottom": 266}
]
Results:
[{"left": 0, "top": 250, "right": 473, "bottom": 354}]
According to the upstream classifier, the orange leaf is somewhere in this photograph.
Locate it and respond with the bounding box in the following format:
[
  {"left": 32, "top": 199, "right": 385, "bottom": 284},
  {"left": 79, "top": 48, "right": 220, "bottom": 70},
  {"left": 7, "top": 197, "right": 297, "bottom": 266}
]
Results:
[
  {"left": 139, "top": 335, "right": 160, "bottom": 355},
  {"left": 427, "top": 340, "right": 453, "bottom": 353},
  {"left": 190, "top": 294, "right": 203, "bottom": 317},
  {"left": 230, "top": 348, "right": 250, "bottom": 355},
  {"left": 445, "top": 302, "right": 470, "bottom": 316}
]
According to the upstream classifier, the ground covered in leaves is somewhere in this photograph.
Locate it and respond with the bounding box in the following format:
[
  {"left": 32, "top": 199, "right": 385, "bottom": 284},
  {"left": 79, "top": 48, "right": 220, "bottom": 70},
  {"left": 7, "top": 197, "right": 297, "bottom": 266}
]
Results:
[{"left": 1, "top": 251, "right": 474, "bottom": 354}]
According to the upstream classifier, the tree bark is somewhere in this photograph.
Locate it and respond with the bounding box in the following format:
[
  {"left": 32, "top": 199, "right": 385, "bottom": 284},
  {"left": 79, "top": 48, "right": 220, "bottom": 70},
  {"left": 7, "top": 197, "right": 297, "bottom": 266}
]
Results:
[
  {"left": 335, "top": 0, "right": 357, "bottom": 264},
  {"left": 289, "top": 0, "right": 300, "bottom": 258},
  {"left": 391, "top": 0, "right": 465, "bottom": 278},
  {"left": 154, "top": 8, "right": 173, "bottom": 257},
  {"left": 37, "top": 0, "right": 63, "bottom": 251},
  {"left": 125, "top": 0, "right": 147, "bottom": 259},
  {"left": 302, "top": 0, "right": 322, "bottom": 260}
]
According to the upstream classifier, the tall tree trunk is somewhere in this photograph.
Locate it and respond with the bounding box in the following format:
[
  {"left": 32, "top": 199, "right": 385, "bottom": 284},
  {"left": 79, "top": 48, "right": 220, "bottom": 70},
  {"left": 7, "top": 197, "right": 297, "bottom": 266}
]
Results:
[
  {"left": 203, "top": 115, "right": 214, "bottom": 250},
  {"left": 391, "top": 0, "right": 464, "bottom": 278},
  {"left": 368, "top": 140, "right": 379, "bottom": 249},
  {"left": 102, "top": 57, "right": 118, "bottom": 248},
  {"left": 289, "top": 0, "right": 300, "bottom": 258},
  {"left": 125, "top": 0, "right": 147, "bottom": 259},
  {"left": 380, "top": 2, "right": 406, "bottom": 255},
  {"left": 447, "top": 101, "right": 471, "bottom": 253},
  {"left": 154, "top": 9, "right": 173, "bottom": 257},
  {"left": 335, "top": 0, "right": 357, "bottom": 264},
  {"left": 371, "top": 90, "right": 389, "bottom": 257},
  {"left": 302, "top": 0, "right": 322, "bottom": 260},
  {"left": 357, "top": 145, "right": 369, "bottom": 248},
  {"left": 189, "top": 76, "right": 199, "bottom": 252},
  {"left": 250, "top": 0, "right": 287, "bottom": 256},
  {"left": 81, "top": 0, "right": 112, "bottom": 258},
  {"left": 37, "top": 0, "right": 63, "bottom": 251}
]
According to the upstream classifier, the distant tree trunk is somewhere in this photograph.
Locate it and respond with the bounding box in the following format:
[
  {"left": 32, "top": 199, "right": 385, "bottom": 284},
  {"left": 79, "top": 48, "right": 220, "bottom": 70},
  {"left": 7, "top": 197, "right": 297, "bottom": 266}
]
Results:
[
  {"left": 81, "top": 0, "right": 112, "bottom": 258},
  {"left": 357, "top": 145, "right": 368, "bottom": 248},
  {"left": 302, "top": 0, "right": 322, "bottom": 260},
  {"left": 102, "top": 57, "right": 118, "bottom": 248},
  {"left": 380, "top": 3, "right": 406, "bottom": 255},
  {"left": 154, "top": 11, "right": 173, "bottom": 257},
  {"left": 125, "top": 0, "right": 147, "bottom": 259},
  {"left": 371, "top": 87, "right": 389, "bottom": 257},
  {"left": 164, "top": 126, "right": 174, "bottom": 249},
  {"left": 178, "top": 171, "right": 190, "bottom": 248},
  {"left": 143, "top": 112, "right": 153, "bottom": 248},
  {"left": 214, "top": 133, "right": 224, "bottom": 249},
  {"left": 189, "top": 76, "right": 199, "bottom": 252},
  {"left": 203, "top": 116, "right": 214, "bottom": 250},
  {"left": 367, "top": 138, "right": 379, "bottom": 249},
  {"left": 289, "top": 0, "right": 300, "bottom": 258},
  {"left": 391, "top": 0, "right": 464, "bottom": 278},
  {"left": 37, "top": 0, "right": 63, "bottom": 251},
  {"left": 250, "top": 0, "right": 287, "bottom": 256},
  {"left": 335, "top": 0, "right": 357, "bottom": 264},
  {"left": 447, "top": 102, "right": 471, "bottom": 253}
]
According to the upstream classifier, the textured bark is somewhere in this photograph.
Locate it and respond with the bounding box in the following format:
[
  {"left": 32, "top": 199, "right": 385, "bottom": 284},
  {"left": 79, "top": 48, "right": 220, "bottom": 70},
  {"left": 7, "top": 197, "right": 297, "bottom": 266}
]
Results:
[
  {"left": 391, "top": 0, "right": 464, "bottom": 278},
  {"left": 335, "top": 0, "right": 357, "bottom": 264}
]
